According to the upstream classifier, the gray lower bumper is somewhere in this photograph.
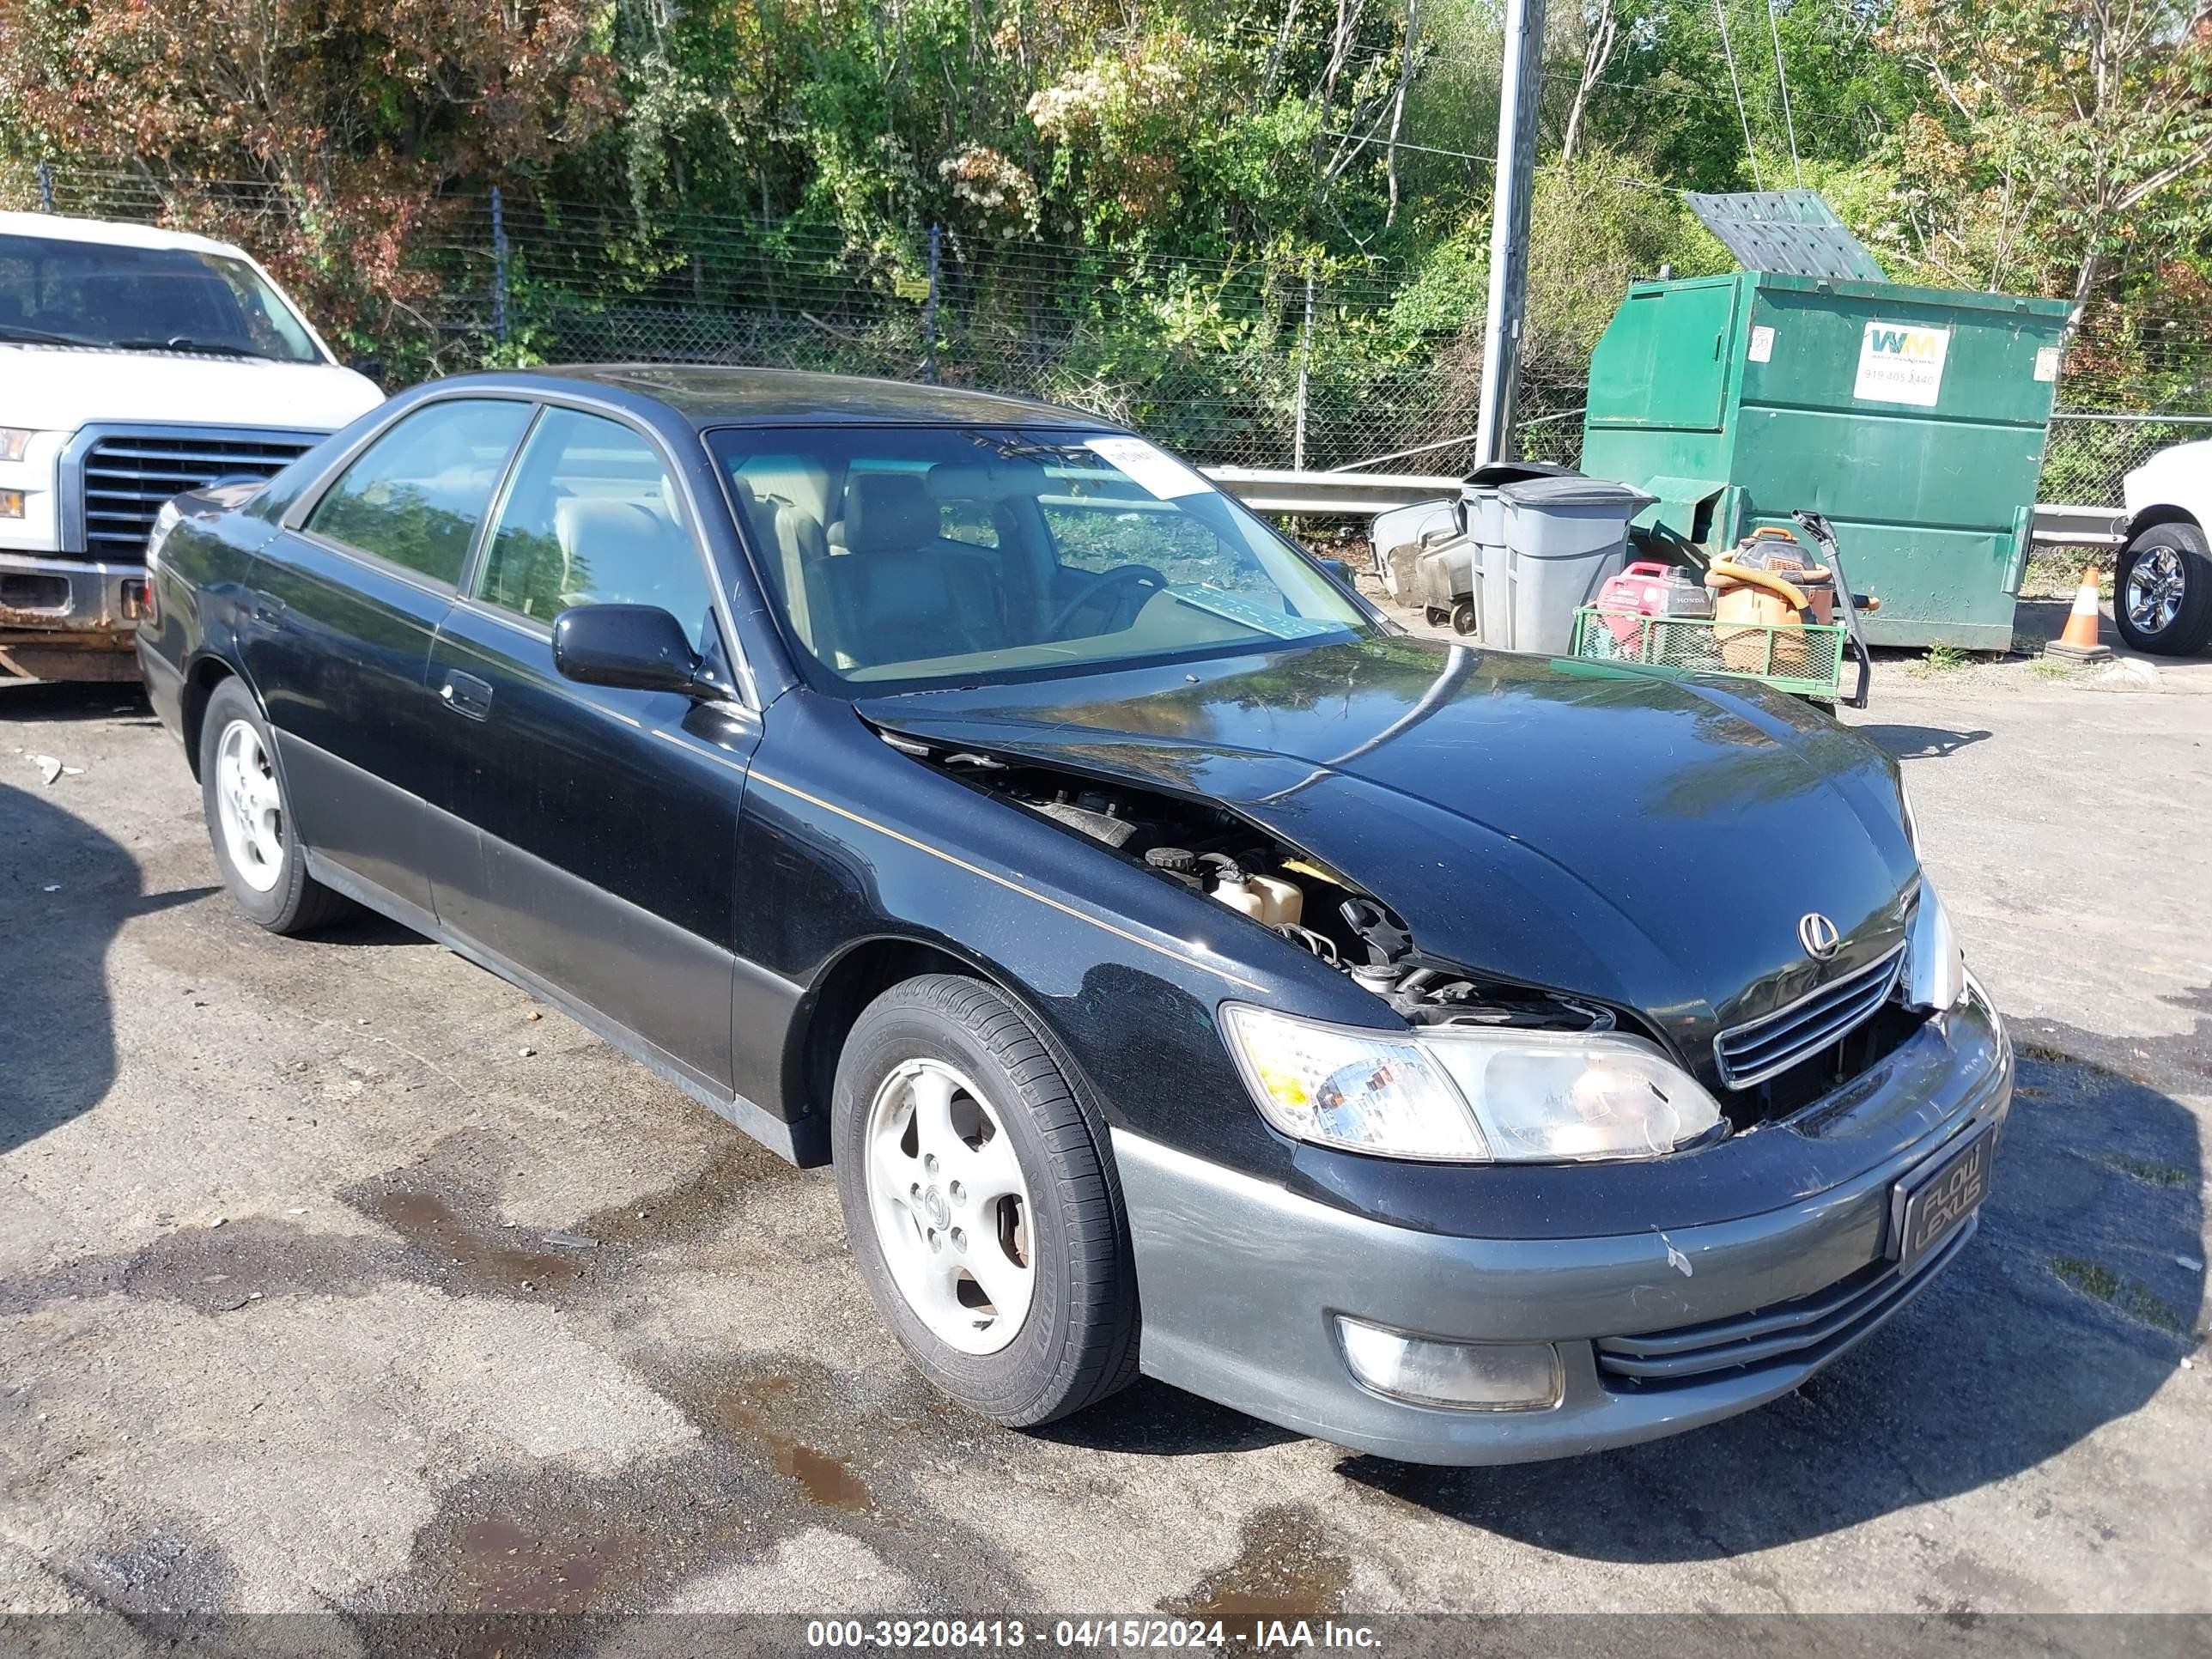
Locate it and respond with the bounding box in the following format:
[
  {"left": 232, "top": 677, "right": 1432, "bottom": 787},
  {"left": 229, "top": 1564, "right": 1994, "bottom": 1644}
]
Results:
[
  {"left": 1117, "top": 987, "right": 2012, "bottom": 1465},
  {"left": 0, "top": 550, "right": 144, "bottom": 634}
]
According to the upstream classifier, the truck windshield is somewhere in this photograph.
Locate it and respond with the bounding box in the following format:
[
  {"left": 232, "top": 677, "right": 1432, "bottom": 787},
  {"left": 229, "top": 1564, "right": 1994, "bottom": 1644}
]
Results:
[
  {"left": 708, "top": 424, "right": 1370, "bottom": 692},
  {"left": 0, "top": 233, "right": 324, "bottom": 364}
]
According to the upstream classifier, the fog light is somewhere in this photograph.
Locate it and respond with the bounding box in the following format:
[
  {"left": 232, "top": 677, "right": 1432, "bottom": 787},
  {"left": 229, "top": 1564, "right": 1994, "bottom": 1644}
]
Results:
[
  {"left": 1334, "top": 1316, "right": 1563, "bottom": 1411},
  {"left": 0, "top": 489, "right": 23, "bottom": 519}
]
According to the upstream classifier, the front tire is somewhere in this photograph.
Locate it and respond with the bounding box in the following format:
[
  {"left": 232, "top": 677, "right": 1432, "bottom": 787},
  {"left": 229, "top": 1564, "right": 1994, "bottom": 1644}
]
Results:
[
  {"left": 198, "top": 678, "right": 349, "bottom": 934},
  {"left": 2113, "top": 521, "right": 2212, "bottom": 656},
  {"left": 831, "top": 975, "right": 1139, "bottom": 1427}
]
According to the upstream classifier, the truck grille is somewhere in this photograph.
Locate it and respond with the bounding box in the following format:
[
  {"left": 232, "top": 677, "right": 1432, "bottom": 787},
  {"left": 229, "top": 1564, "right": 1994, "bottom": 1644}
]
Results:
[
  {"left": 1594, "top": 1218, "right": 1972, "bottom": 1390},
  {"left": 77, "top": 431, "right": 317, "bottom": 561},
  {"left": 1713, "top": 944, "right": 1905, "bottom": 1089}
]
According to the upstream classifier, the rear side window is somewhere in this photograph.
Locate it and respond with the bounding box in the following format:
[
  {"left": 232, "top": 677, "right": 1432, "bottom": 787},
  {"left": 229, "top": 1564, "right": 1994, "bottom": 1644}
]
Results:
[
  {"left": 476, "top": 408, "right": 717, "bottom": 649},
  {"left": 307, "top": 399, "right": 532, "bottom": 586}
]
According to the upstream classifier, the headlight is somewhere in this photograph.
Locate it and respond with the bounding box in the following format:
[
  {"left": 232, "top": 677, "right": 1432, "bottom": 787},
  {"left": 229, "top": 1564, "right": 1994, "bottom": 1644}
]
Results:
[
  {"left": 145, "top": 499, "right": 183, "bottom": 570},
  {"left": 0, "top": 428, "right": 35, "bottom": 464},
  {"left": 1220, "top": 1004, "right": 1723, "bottom": 1164},
  {"left": 1905, "top": 876, "right": 1967, "bottom": 1012}
]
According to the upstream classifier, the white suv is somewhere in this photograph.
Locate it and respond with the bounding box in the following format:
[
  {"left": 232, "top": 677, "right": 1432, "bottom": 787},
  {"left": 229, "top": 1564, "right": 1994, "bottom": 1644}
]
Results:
[
  {"left": 1, "top": 212, "right": 385, "bottom": 680},
  {"left": 2115, "top": 438, "right": 2212, "bottom": 656}
]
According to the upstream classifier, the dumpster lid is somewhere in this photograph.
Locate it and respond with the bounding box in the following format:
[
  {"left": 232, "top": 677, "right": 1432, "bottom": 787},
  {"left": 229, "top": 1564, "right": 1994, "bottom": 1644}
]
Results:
[
  {"left": 1685, "top": 189, "right": 1887, "bottom": 282},
  {"left": 1497, "top": 476, "right": 1658, "bottom": 511},
  {"left": 1632, "top": 476, "right": 1729, "bottom": 541}
]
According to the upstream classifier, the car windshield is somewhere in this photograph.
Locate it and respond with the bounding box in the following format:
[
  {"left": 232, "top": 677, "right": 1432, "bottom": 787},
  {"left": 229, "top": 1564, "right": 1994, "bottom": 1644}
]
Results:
[
  {"left": 708, "top": 425, "right": 1369, "bottom": 690},
  {"left": 0, "top": 232, "right": 324, "bottom": 363}
]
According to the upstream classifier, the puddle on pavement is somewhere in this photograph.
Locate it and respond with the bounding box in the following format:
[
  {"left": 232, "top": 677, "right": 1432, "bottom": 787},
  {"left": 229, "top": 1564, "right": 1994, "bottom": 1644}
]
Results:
[
  {"left": 1168, "top": 1505, "right": 1349, "bottom": 1623},
  {"left": 690, "top": 1373, "right": 873, "bottom": 1512},
  {"left": 577, "top": 1133, "right": 801, "bottom": 1250},
  {"left": 367, "top": 1189, "right": 580, "bottom": 1295}
]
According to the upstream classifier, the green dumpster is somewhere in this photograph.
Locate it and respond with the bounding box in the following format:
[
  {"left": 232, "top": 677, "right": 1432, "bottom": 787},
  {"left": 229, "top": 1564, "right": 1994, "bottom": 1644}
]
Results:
[{"left": 1579, "top": 191, "right": 2072, "bottom": 651}]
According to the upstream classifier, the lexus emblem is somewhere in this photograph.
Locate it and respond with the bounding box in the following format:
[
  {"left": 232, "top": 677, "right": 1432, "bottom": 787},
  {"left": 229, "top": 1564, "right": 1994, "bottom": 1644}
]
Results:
[{"left": 1798, "top": 913, "right": 1843, "bottom": 961}]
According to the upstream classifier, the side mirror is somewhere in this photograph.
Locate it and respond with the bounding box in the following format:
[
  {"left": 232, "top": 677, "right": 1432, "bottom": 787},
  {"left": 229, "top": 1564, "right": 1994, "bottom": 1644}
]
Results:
[
  {"left": 1317, "top": 556, "right": 1357, "bottom": 589},
  {"left": 552, "top": 604, "right": 708, "bottom": 696}
]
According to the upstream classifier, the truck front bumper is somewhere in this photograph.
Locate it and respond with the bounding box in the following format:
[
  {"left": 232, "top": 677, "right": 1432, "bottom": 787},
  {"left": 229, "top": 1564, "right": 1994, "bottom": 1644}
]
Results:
[
  {"left": 0, "top": 551, "right": 148, "bottom": 679},
  {"left": 1117, "top": 984, "right": 2012, "bottom": 1465}
]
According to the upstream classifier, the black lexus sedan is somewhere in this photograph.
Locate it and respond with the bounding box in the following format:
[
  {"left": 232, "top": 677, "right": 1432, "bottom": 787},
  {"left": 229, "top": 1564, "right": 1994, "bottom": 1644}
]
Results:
[{"left": 136, "top": 367, "right": 2010, "bottom": 1464}]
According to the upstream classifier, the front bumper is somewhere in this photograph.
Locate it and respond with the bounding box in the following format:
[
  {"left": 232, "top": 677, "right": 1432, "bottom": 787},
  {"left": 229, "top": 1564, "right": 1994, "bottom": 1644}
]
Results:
[
  {"left": 0, "top": 552, "right": 146, "bottom": 679},
  {"left": 1118, "top": 984, "right": 2012, "bottom": 1465}
]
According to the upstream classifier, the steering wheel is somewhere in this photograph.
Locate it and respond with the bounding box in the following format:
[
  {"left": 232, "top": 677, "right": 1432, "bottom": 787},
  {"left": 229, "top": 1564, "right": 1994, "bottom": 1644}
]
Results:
[{"left": 1044, "top": 564, "right": 1169, "bottom": 641}]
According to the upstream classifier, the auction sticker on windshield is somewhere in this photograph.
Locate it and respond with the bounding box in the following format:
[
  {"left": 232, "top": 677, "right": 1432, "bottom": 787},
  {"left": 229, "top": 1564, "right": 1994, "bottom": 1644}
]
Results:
[{"left": 1085, "top": 435, "right": 1211, "bottom": 499}]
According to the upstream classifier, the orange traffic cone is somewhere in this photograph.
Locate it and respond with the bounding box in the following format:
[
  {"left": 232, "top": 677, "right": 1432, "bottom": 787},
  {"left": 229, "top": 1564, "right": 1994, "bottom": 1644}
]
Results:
[{"left": 2045, "top": 565, "right": 2114, "bottom": 662}]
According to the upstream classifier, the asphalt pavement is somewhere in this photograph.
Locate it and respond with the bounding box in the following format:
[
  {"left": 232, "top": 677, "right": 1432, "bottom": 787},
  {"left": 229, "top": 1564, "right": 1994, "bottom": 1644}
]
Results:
[{"left": 2, "top": 659, "right": 2206, "bottom": 1633}]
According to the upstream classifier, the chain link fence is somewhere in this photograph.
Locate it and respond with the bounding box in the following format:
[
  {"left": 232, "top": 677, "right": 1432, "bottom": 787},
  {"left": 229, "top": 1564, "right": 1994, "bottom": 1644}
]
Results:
[{"left": 3, "top": 162, "right": 2203, "bottom": 501}]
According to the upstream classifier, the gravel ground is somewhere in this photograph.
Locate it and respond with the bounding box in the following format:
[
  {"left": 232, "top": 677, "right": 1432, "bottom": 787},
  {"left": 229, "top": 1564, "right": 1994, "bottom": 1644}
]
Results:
[{"left": 2, "top": 642, "right": 2206, "bottom": 1633}]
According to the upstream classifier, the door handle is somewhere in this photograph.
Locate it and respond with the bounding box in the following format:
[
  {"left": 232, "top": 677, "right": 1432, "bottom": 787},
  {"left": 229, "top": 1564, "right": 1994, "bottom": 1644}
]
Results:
[
  {"left": 440, "top": 670, "right": 494, "bottom": 721},
  {"left": 251, "top": 597, "right": 285, "bottom": 627}
]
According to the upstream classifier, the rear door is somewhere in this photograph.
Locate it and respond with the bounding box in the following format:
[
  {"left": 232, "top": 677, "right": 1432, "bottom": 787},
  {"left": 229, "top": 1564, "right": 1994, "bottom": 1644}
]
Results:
[
  {"left": 424, "top": 404, "right": 756, "bottom": 1093},
  {"left": 241, "top": 397, "right": 532, "bottom": 918}
]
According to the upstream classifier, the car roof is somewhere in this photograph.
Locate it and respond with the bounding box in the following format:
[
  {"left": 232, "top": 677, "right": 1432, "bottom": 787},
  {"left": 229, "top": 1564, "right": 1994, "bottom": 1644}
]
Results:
[
  {"left": 0, "top": 210, "right": 252, "bottom": 261},
  {"left": 464, "top": 364, "right": 1112, "bottom": 430}
]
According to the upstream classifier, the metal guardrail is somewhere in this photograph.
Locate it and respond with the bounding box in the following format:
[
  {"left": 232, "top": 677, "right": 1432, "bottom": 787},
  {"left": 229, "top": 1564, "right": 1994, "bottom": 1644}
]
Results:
[{"left": 1205, "top": 467, "right": 2128, "bottom": 548}]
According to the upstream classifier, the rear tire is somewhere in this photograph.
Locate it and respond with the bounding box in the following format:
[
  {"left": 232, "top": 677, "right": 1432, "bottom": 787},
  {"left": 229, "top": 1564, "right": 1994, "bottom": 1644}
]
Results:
[
  {"left": 831, "top": 975, "right": 1139, "bottom": 1427},
  {"left": 198, "top": 678, "right": 350, "bottom": 934},
  {"left": 2113, "top": 521, "right": 2212, "bottom": 656}
]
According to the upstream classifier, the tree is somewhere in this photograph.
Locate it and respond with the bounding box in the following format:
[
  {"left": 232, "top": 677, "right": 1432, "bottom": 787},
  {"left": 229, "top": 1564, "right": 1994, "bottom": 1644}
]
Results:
[{"left": 1885, "top": 0, "right": 2212, "bottom": 302}]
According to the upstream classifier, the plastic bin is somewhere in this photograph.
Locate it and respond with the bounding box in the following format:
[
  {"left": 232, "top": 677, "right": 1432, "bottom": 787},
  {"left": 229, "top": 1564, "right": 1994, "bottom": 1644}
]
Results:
[
  {"left": 1477, "top": 477, "right": 1657, "bottom": 653},
  {"left": 1460, "top": 460, "right": 1577, "bottom": 547},
  {"left": 1371, "top": 496, "right": 1462, "bottom": 599}
]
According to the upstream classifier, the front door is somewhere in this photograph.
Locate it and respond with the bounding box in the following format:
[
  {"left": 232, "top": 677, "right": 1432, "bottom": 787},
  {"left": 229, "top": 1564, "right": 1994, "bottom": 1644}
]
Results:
[
  {"left": 425, "top": 404, "right": 755, "bottom": 1094},
  {"left": 242, "top": 397, "right": 533, "bottom": 918}
]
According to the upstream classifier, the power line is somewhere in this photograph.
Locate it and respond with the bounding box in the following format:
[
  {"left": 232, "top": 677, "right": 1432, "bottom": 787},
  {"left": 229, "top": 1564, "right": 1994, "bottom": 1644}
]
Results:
[
  {"left": 1712, "top": 0, "right": 1765, "bottom": 191},
  {"left": 1766, "top": 0, "right": 1803, "bottom": 188}
]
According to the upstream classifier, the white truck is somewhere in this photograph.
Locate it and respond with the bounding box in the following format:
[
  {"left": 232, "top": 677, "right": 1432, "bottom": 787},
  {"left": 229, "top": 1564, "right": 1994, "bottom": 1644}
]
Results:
[
  {"left": 2114, "top": 438, "right": 2212, "bottom": 656},
  {"left": 1, "top": 212, "right": 385, "bottom": 680}
]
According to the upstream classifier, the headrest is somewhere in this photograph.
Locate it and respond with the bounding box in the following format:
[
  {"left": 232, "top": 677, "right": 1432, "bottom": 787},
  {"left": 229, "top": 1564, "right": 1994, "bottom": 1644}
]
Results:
[
  {"left": 555, "top": 497, "right": 669, "bottom": 560},
  {"left": 842, "top": 471, "right": 938, "bottom": 555}
]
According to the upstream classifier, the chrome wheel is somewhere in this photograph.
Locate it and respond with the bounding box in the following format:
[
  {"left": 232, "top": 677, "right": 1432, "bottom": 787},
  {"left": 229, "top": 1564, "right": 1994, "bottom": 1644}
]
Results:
[
  {"left": 214, "top": 718, "right": 285, "bottom": 893},
  {"left": 861, "top": 1057, "right": 1035, "bottom": 1355},
  {"left": 2125, "top": 546, "right": 2186, "bottom": 637}
]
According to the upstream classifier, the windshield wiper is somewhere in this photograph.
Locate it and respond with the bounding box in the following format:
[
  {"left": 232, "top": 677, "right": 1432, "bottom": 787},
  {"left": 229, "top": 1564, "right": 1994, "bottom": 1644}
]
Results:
[
  {"left": 0, "top": 323, "right": 98, "bottom": 346},
  {"left": 110, "top": 336, "right": 282, "bottom": 362}
]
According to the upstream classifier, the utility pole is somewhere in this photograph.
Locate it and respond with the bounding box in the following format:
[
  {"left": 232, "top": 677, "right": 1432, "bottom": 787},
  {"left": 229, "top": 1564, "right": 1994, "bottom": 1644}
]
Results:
[{"left": 1475, "top": 0, "right": 1546, "bottom": 465}]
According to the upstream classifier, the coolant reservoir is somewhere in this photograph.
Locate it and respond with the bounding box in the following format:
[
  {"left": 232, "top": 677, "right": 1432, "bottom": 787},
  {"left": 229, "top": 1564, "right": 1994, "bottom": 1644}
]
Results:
[{"left": 1211, "top": 875, "right": 1304, "bottom": 927}]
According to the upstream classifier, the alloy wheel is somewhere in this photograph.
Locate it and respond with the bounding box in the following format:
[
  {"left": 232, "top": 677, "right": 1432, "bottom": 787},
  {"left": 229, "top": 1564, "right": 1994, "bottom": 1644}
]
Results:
[
  {"left": 214, "top": 718, "right": 286, "bottom": 893},
  {"left": 861, "top": 1057, "right": 1036, "bottom": 1355},
  {"left": 2125, "top": 546, "right": 2186, "bottom": 637}
]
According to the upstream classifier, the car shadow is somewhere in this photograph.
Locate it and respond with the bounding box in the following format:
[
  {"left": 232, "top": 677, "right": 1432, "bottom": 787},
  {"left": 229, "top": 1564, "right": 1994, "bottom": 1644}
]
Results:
[
  {"left": 1, "top": 780, "right": 213, "bottom": 1155},
  {"left": 1331, "top": 1001, "right": 2205, "bottom": 1559},
  {"left": 1856, "top": 722, "right": 1994, "bottom": 760}
]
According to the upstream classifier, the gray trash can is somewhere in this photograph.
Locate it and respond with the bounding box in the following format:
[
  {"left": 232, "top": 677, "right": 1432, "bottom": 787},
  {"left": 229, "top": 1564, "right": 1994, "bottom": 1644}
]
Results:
[
  {"left": 1370, "top": 496, "right": 1461, "bottom": 600},
  {"left": 1461, "top": 460, "right": 1577, "bottom": 547},
  {"left": 1477, "top": 477, "right": 1657, "bottom": 654}
]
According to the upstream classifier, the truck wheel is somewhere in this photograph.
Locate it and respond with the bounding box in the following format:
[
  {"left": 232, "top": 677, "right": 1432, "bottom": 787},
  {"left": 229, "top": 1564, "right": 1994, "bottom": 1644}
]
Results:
[
  {"left": 1451, "top": 599, "right": 1479, "bottom": 636},
  {"left": 198, "top": 678, "right": 349, "bottom": 934},
  {"left": 1424, "top": 605, "right": 1449, "bottom": 626},
  {"left": 2114, "top": 522, "right": 2212, "bottom": 656},
  {"left": 831, "top": 975, "right": 1139, "bottom": 1427}
]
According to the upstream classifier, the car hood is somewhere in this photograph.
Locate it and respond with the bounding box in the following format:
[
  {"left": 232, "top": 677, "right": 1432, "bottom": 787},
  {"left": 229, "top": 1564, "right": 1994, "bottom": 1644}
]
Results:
[
  {"left": 858, "top": 635, "right": 1917, "bottom": 1073},
  {"left": 1, "top": 343, "right": 384, "bottom": 433}
]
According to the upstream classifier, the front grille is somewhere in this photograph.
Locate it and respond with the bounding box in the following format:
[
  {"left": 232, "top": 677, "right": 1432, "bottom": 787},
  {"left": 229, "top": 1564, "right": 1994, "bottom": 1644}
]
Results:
[
  {"left": 1714, "top": 944, "right": 1905, "bottom": 1089},
  {"left": 76, "top": 431, "right": 315, "bottom": 560},
  {"left": 1594, "top": 1218, "right": 1972, "bottom": 1390}
]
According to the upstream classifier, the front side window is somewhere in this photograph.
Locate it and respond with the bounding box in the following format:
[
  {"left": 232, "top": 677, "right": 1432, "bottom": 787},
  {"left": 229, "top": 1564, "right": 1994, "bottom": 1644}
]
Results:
[
  {"left": 476, "top": 408, "right": 718, "bottom": 650},
  {"left": 0, "top": 232, "right": 324, "bottom": 363},
  {"left": 307, "top": 399, "right": 532, "bottom": 586},
  {"left": 709, "top": 425, "right": 1366, "bottom": 690}
]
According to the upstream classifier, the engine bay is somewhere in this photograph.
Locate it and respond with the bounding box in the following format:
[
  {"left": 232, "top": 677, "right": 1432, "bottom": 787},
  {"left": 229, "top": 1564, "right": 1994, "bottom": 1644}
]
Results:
[{"left": 890, "top": 732, "right": 1612, "bottom": 1035}]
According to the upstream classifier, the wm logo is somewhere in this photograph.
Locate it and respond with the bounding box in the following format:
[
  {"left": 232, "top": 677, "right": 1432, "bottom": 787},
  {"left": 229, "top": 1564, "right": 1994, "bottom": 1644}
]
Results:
[{"left": 1869, "top": 326, "right": 1942, "bottom": 358}]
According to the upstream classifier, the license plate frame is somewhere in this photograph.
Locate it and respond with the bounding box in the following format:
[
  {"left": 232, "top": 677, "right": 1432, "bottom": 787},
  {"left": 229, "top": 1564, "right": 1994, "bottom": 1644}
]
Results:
[{"left": 1889, "top": 1122, "right": 1996, "bottom": 1273}]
